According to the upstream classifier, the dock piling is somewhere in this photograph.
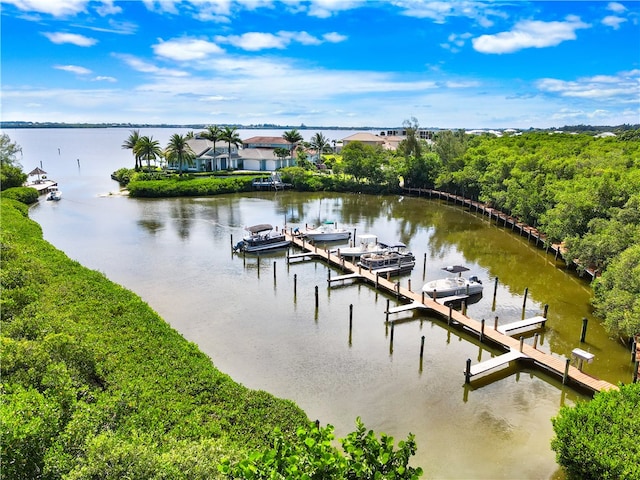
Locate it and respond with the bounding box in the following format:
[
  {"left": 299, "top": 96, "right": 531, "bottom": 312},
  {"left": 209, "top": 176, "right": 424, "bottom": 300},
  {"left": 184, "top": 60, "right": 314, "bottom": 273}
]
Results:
[
  {"left": 563, "top": 358, "right": 571, "bottom": 385},
  {"left": 580, "top": 317, "right": 588, "bottom": 343},
  {"left": 543, "top": 304, "right": 549, "bottom": 318},
  {"left": 315, "top": 285, "right": 319, "bottom": 309},
  {"left": 465, "top": 358, "right": 472, "bottom": 384},
  {"left": 480, "top": 319, "right": 485, "bottom": 342},
  {"left": 420, "top": 335, "right": 425, "bottom": 359},
  {"left": 533, "top": 333, "right": 539, "bottom": 349},
  {"left": 519, "top": 336, "right": 524, "bottom": 352},
  {"left": 273, "top": 261, "right": 277, "bottom": 281},
  {"left": 494, "top": 316, "right": 499, "bottom": 330},
  {"left": 294, "top": 274, "right": 297, "bottom": 296},
  {"left": 386, "top": 299, "right": 390, "bottom": 322}
]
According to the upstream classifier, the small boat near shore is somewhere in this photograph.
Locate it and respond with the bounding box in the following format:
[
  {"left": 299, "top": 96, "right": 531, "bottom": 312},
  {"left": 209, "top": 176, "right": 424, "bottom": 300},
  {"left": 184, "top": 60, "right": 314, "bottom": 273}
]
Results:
[
  {"left": 46, "top": 186, "right": 62, "bottom": 201},
  {"left": 357, "top": 242, "right": 415, "bottom": 275},
  {"left": 422, "top": 265, "right": 483, "bottom": 298},
  {"left": 297, "top": 221, "right": 351, "bottom": 242},
  {"left": 233, "top": 224, "right": 290, "bottom": 253}
]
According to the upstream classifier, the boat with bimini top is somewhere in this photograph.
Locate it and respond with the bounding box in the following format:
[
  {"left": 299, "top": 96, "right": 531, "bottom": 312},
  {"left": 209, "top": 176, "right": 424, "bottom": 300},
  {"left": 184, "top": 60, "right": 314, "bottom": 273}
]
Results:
[
  {"left": 297, "top": 221, "right": 351, "bottom": 242},
  {"left": 233, "top": 224, "right": 291, "bottom": 253},
  {"left": 357, "top": 241, "right": 415, "bottom": 275}
]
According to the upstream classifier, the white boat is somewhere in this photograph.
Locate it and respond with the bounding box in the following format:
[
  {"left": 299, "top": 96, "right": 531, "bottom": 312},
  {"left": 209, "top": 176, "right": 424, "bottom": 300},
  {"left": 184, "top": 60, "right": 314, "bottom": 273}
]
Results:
[
  {"left": 298, "top": 222, "right": 351, "bottom": 242},
  {"left": 357, "top": 242, "right": 415, "bottom": 275},
  {"left": 422, "top": 266, "right": 483, "bottom": 298},
  {"left": 233, "top": 224, "right": 291, "bottom": 253},
  {"left": 46, "top": 186, "right": 62, "bottom": 201},
  {"left": 332, "top": 234, "right": 386, "bottom": 258}
]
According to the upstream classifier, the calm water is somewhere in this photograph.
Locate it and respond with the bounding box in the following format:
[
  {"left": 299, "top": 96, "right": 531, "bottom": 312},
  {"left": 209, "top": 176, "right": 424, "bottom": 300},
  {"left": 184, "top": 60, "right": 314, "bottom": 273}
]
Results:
[{"left": 6, "top": 128, "right": 634, "bottom": 479}]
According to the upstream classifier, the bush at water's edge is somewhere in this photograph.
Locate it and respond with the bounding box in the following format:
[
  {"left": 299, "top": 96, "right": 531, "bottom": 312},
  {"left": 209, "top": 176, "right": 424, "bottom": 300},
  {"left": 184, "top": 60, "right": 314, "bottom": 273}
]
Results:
[{"left": 0, "top": 197, "right": 309, "bottom": 479}]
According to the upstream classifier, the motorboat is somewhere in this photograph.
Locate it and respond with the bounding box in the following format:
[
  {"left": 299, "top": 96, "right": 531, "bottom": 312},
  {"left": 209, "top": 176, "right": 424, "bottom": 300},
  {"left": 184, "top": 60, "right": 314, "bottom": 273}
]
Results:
[
  {"left": 46, "top": 186, "right": 62, "bottom": 201},
  {"left": 357, "top": 242, "right": 415, "bottom": 275},
  {"left": 297, "top": 221, "right": 351, "bottom": 242},
  {"left": 421, "top": 265, "right": 483, "bottom": 298},
  {"left": 331, "top": 234, "right": 385, "bottom": 258},
  {"left": 233, "top": 224, "right": 291, "bottom": 253}
]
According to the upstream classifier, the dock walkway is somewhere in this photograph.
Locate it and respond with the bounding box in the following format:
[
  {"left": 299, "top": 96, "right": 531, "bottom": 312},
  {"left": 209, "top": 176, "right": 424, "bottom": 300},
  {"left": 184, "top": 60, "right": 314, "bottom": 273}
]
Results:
[{"left": 285, "top": 230, "right": 617, "bottom": 395}]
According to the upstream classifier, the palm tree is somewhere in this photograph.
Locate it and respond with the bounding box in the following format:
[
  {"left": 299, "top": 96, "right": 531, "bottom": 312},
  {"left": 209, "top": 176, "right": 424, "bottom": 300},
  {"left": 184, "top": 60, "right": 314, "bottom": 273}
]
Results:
[
  {"left": 282, "top": 129, "right": 303, "bottom": 160},
  {"left": 201, "top": 125, "right": 222, "bottom": 170},
  {"left": 165, "top": 133, "right": 195, "bottom": 174},
  {"left": 220, "top": 126, "right": 242, "bottom": 170},
  {"left": 134, "top": 135, "right": 163, "bottom": 171},
  {"left": 310, "top": 132, "right": 331, "bottom": 163},
  {"left": 122, "top": 129, "right": 141, "bottom": 170}
]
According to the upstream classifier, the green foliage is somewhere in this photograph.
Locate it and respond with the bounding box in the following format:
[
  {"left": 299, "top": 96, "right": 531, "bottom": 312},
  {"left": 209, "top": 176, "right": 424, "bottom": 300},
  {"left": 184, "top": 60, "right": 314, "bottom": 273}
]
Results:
[
  {"left": 551, "top": 383, "right": 640, "bottom": 480},
  {"left": 1, "top": 133, "right": 27, "bottom": 189},
  {"left": 592, "top": 244, "right": 640, "bottom": 337},
  {"left": 1, "top": 186, "right": 39, "bottom": 204},
  {"left": 341, "top": 142, "right": 389, "bottom": 184},
  {"left": 220, "top": 418, "right": 423, "bottom": 480},
  {"left": 0, "top": 198, "right": 309, "bottom": 478},
  {"left": 128, "top": 176, "right": 255, "bottom": 197}
]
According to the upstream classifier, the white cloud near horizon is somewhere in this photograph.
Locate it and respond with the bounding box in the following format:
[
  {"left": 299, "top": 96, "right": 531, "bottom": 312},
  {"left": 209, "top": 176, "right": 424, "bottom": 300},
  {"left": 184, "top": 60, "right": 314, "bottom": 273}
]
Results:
[
  {"left": 113, "top": 53, "right": 189, "bottom": 77},
  {"left": 472, "top": 17, "right": 590, "bottom": 54},
  {"left": 536, "top": 70, "right": 640, "bottom": 102},
  {"left": 43, "top": 31, "right": 97, "bottom": 46}
]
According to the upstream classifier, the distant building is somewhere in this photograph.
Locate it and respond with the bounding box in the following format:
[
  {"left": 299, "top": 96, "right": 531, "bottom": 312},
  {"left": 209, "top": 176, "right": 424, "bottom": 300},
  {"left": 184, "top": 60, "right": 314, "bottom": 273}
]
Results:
[{"left": 240, "top": 136, "right": 296, "bottom": 171}]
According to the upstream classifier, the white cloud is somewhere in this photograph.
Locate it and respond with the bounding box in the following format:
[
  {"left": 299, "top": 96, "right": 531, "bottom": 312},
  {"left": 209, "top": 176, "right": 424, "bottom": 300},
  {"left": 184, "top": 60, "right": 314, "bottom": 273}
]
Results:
[
  {"left": 394, "top": 0, "right": 504, "bottom": 27},
  {"left": 602, "top": 15, "right": 627, "bottom": 29},
  {"left": 305, "top": 0, "right": 363, "bottom": 18},
  {"left": 3, "top": 0, "right": 88, "bottom": 17},
  {"left": 323, "top": 32, "right": 347, "bottom": 43},
  {"left": 607, "top": 2, "right": 627, "bottom": 14},
  {"left": 95, "top": 0, "right": 121, "bottom": 16},
  {"left": 153, "top": 38, "right": 224, "bottom": 61},
  {"left": 92, "top": 76, "right": 117, "bottom": 82},
  {"left": 55, "top": 64, "right": 92, "bottom": 75},
  {"left": 536, "top": 70, "right": 640, "bottom": 102},
  {"left": 472, "top": 17, "right": 590, "bottom": 54},
  {"left": 43, "top": 31, "right": 97, "bottom": 46},
  {"left": 217, "top": 30, "right": 344, "bottom": 51},
  {"left": 114, "top": 53, "right": 189, "bottom": 77}
]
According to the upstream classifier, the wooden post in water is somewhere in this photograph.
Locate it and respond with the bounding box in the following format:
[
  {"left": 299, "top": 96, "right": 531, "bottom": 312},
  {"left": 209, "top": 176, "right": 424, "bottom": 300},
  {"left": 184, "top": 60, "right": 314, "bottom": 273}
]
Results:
[
  {"left": 543, "top": 304, "right": 549, "bottom": 318},
  {"left": 315, "top": 285, "right": 319, "bottom": 309},
  {"left": 390, "top": 322, "right": 395, "bottom": 350},
  {"left": 432, "top": 289, "right": 437, "bottom": 301},
  {"left": 580, "top": 317, "right": 588, "bottom": 343},
  {"left": 492, "top": 277, "right": 499, "bottom": 306},
  {"left": 494, "top": 316, "right": 499, "bottom": 330},
  {"left": 448, "top": 304, "right": 452, "bottom": 325},
  {"left": 522, "top": 287, "right": 529, "bottom": 310},
  {"left": 294, "top": 274, "right": 297, "bottom": 296},
  {"left": 273, "top": 261, "right": 277, "bottom": 282},
  {"left": 533, "top": 333, "right": 539, "bottom": 349},
  {"left": 421, "top": 291, "right": 425, "bottom": 304},
  {"left": 408, "top": 279, "right": 412, "bottom": 292},
  {"left": 462, "top": 300, "right": 467, "bottom": 316},
  {"left": 519, "top": 336, "right": 524, "bottom": 352},
  {"left": 423, "top": 253, "right": 427, "bottom": 279},
  {"left": 420, "top": 335, "right": 425, "bottom": 359},
  {"left": 465, "top": 359, "right": 472, "bottom": 384},
  {"left": 480, "top": 319, "right": 485, "bottom": 343},
  {"left": 563, "top": 358, "right": 571, "bottom": 385},
  {"left": 230, "top": 234, "right": 233, "bottom": 252},
  {"left": 386, "top": 299, "right": 390, "bottom": 323},
  {"left": 349, "top": 304, "right": 353, "bottom": 332},
  {"left": 396, "top": 281, "right": 400, "bottom": 300}
]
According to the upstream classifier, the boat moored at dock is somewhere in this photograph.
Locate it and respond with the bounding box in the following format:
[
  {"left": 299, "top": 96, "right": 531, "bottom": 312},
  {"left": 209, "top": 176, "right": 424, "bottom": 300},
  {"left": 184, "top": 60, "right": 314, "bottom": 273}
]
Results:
[
  {"left": 357, "top": 242, "right": 415, "bottom": 275},
  {"left": 233, "top": 224, "right": 291, "bottom": 253},
  {"left": 422, "top": 266, "right": 483, "bottom": 298},
  {"left": 297, "top": 221, "right": 351, "bottom": 242}
]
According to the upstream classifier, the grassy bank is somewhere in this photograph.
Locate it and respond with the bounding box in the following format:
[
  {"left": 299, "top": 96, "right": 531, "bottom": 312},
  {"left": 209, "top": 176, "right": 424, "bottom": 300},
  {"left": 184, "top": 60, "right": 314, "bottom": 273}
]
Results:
[{"left": 0, "top": 198, "right": 309, "bottom": 479}]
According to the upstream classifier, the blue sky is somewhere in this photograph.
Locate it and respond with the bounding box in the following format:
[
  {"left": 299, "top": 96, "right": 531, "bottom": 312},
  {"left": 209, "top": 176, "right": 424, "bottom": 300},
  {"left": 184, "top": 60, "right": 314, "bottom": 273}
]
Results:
[{"left": 2, "top": 0, "right": 639, "bottom": 129}]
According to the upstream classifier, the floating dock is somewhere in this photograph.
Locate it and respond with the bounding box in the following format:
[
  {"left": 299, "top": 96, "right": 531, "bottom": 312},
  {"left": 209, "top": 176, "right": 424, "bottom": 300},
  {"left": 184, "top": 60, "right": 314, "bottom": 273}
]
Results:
[{"left": 284, "top": 230, "right": 617, "bottom": 395}]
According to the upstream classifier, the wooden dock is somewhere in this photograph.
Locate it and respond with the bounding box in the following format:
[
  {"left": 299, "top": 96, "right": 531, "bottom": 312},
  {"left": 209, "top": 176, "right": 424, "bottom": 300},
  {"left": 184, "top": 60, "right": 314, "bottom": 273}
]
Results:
[
  {"left": 284, "top": 230, "right": 617, "bottom": 395},
  {"left": 497, "top": 316, "right": 547, "bottom": 336}
]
